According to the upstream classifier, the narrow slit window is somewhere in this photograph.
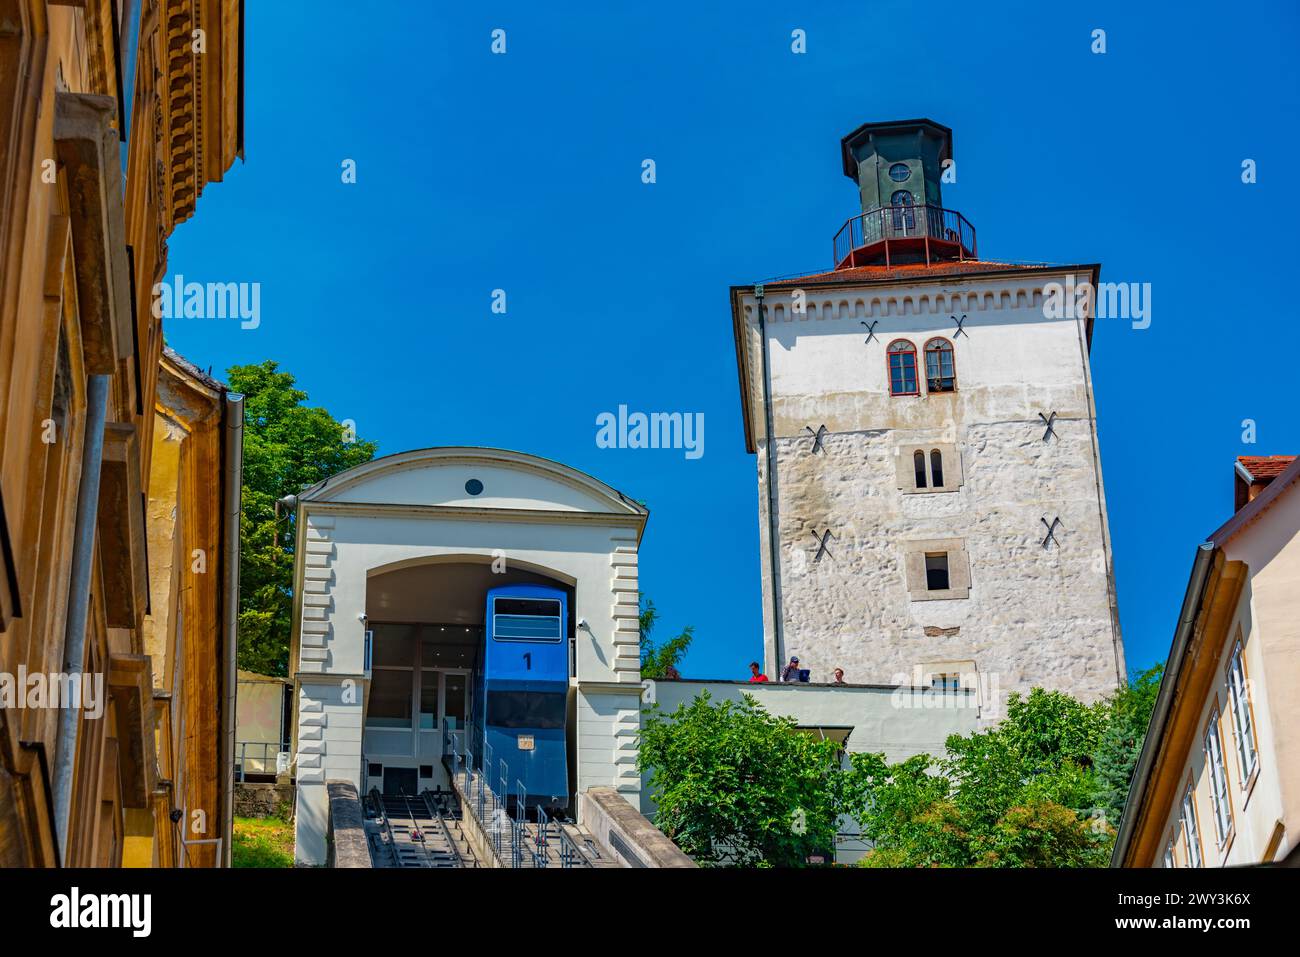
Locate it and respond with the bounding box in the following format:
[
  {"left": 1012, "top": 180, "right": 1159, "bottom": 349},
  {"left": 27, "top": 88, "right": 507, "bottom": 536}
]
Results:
[
  {"left": 913, "top": 450, "right": 927, "bottom": 488},
  {"left": 890, "top": 189, "right": 915, "bottom": 231},
  {"left": 925, "top": 552, "right": 950, "bottom": 591},
  {"left": 930, "top": 449, "right": 944, "bottom": 487}
]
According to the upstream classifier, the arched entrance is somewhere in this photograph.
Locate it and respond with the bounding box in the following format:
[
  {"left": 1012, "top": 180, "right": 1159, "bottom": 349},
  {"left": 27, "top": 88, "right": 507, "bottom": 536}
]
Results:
[{"left": 360, "top": 558, "right": 575, "bottom": 797}]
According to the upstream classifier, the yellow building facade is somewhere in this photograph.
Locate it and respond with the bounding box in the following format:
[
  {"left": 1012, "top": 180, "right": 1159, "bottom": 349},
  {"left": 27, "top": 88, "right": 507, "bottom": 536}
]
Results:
[{"left": 0, "top": 0, "right": 243, "bottom": 867}]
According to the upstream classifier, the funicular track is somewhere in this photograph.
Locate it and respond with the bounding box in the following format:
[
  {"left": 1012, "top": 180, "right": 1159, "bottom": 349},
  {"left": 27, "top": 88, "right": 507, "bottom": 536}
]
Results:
[
  {"left": 365, "top": 787, "right": 477, "bottom": 868},
  {"left": 442, "top": 745, "right": 617, "bottom": 869}
]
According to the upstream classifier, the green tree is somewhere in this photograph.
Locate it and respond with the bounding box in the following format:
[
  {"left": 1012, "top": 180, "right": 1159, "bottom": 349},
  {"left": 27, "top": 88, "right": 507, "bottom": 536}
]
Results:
[
  {"left": 638, "top": 692, "right": 841, "bottom": 866},
  {"left": 1091, "top": 664, "right": 1164, "bottom": 827},
  {"left": 638, "top": 594, "right": 693, "bottom": 679},
  {"left": 229, "top": 361, "right": 377, "bottom": 675},
  {"left": 851, "top": 688, "right": 1113, "bottom": 868}
]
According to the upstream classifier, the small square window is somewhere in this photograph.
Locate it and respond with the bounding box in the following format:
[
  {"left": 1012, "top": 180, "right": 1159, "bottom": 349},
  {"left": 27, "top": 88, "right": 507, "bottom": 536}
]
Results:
[
  {"left": 925, "top": 553, "right": 950, "bottom": 591},
  {"left": 419, "top": 765, "right": 434, "bottom": 778},
  {"left": 903, "top": 538, "right": 969, "bottom": 601},
  {"left": 368, "top": 763, "right": 383, "bottom": 777}
]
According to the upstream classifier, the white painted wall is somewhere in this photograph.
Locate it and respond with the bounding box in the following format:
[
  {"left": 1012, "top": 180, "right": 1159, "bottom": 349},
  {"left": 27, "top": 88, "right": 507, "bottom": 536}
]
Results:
[
  {"left": 736, "top": 271, "right": 1125, "bottom": 709},
  {"left": 289, "top": 449, "right": 646, "bottom": 865},
  {"left": 644, "top": 678, "right": 978, "bottom": 761}
]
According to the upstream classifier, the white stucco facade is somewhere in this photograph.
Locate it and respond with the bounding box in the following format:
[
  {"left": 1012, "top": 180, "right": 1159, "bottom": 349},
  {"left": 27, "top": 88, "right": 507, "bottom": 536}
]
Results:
[
  {"left": 288, "top": 447, "right": 647, "bottom": 865},
  {"left": 732, "top": 268, "right": 1127, "bottom": 711}
]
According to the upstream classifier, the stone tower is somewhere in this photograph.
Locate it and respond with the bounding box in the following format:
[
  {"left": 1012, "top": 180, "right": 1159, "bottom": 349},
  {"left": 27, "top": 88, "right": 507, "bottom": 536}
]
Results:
[{"left": 729, "top": 119, "right": 1126, "bottom": 710}]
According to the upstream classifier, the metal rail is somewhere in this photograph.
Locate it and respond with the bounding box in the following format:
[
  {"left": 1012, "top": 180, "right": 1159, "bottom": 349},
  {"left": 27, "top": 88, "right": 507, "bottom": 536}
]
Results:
[
  {"left": 235, "top": 740, "right": 290, "bottom": 782},
  {"left": 398, "top": 790, "right": 439, "bottom": 869},
  {"left": 367, "top": 787, "right": 400, "bottom": 867},
  {"left": 832, "top": 203, "right": 977, "bottom": 268},
  {"left": 444, "top": 722, "right": 594, "bottom": 868},
  {"left": 422, "top": 790, "right": 467, "bottom": 868}
]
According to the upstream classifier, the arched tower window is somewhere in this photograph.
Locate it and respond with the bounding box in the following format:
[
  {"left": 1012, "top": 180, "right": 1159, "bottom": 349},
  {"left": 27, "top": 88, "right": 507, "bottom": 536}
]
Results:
[
  {"left": 930, "top": 450, "right": 945, "bottom": 487},
  {"left": 913, "top": 450, "right": 927, "bottom": 488},
  {"left": 924, "top": 338, "right": 956, "bottom": 393},
  {"left": 890, "top": 189, "right": 915, "bottom": 232},
  {"left": 887, "top": 340, "right": 918, "bottom": 396}
]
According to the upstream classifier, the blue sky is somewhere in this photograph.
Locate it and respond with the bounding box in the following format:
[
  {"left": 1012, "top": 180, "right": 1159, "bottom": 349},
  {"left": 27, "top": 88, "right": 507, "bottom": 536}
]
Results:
[{"left": 164, "top": 0, "right": 1300, "bottom": 682}]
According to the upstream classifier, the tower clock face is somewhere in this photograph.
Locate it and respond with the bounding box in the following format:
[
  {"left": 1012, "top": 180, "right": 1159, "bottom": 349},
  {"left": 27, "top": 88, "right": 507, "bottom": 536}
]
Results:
[{"left": 888, "top": 162, "right": 911, "bottom": 182}]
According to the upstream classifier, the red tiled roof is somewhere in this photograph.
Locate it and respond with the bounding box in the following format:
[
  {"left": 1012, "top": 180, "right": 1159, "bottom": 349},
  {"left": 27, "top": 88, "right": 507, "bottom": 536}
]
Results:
[
  {"left": 1237, "top": 455, "right": 1297, "bottom": 481},
  {"left": 1213, "top": 455, "right": 1300, "bottom": 546},
  {"left": 765, "top": 260, "right": 1054, "bottom": 286}
]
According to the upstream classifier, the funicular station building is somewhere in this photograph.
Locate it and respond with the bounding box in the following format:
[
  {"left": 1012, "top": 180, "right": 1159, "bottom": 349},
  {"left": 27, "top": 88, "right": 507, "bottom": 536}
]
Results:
[{"left": 286, "top": 447, "right": 664, "bottom": 867}]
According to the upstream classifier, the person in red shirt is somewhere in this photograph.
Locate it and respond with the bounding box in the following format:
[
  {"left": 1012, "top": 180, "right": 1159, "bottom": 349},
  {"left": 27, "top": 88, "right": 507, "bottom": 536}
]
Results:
[{"left": 748, "top": 661, "right": 769, "bottom": 683}]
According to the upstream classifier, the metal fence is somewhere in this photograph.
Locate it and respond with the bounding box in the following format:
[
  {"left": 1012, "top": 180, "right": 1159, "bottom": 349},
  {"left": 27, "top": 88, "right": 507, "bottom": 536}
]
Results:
[
  {"left": 235, "top": 740, "right": 290, "bottom": 782},
  {"left": 832, "top": 203, "right": 977, "bottom": 268},
  {"left": 443, "top": 724, "right": 589, "bottom": 868}
]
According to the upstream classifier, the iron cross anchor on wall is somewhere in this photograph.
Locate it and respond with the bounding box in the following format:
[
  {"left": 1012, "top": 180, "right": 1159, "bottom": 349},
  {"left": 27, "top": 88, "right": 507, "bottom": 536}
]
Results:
[
  {"left": 952, "top": 314, "right": 969, "bottom": 338},
  {"left": 1039, "top": 411, "right": 1058, "bottom": 442},
  {"left": 811, "top": 528, "right": 835, "bottom": 562},
  {"left": 1040, "top": 516, "right": 1063, "bottom": 548},
  {"left": 861, "top": 320, "right": 879, "bottom": 345},
  {"left": 805, "top": 425, "right": 828, "bottom": 454}
]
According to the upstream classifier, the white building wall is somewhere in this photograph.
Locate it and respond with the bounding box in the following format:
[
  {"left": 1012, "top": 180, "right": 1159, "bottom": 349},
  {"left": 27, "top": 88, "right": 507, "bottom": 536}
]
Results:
[
  {"left": 737, "top": 273, "right": 1125, "bottom": 707},
  {"left": 287, "top": 450, "right": 647, "bottom": 864},
  {"left": 293, "top": 678, "right": 365, "bottom": 865}
]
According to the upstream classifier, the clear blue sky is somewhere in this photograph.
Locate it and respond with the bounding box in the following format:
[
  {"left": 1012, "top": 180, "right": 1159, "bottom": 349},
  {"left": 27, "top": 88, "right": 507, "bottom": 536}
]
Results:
[{"left": 165, "top": 0, "right": 1300, "bottom": 682}]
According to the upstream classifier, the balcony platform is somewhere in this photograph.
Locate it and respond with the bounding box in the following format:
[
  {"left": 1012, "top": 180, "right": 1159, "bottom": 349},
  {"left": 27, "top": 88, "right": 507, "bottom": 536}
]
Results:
[{"left": 833, "top": 204, "right": 977, "bottom": 270}]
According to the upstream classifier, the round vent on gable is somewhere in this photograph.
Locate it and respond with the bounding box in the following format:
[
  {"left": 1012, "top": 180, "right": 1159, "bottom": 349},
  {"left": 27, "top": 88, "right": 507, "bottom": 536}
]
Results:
[{"left": 464, "top": 479, "right": 484, "bottom": 496}]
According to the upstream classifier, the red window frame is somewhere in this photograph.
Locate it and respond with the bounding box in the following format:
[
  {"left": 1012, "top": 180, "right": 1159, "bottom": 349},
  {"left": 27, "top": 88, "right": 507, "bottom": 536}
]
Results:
[
  {"left": 924, "top": 337, "right": 957, "bottom": 393},
  {"left": 887, "top": 339, "right": 919, "bottom": 396}
]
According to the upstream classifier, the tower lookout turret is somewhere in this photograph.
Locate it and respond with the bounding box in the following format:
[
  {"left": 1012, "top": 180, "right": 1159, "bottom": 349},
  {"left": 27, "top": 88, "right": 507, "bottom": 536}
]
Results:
[{"left": 834, "top": 118, "right": 976, "bottom": 269}]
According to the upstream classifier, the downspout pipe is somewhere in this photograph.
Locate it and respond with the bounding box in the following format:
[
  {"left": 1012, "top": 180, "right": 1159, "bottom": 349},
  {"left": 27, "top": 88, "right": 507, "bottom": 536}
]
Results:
[
  {"left": 54, "top": 373, "right": 112, "bottom": 865},
  {"left": 220, "top": 392, "right": 244, "bottom": 867},
  {"left": 755, "top": 285, "right": 785, "bottom": 671}
]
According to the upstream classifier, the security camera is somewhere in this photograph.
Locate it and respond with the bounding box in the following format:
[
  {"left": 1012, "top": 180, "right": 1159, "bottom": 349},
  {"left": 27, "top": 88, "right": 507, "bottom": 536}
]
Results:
[
  {"left": 577, "top": 618, "right": 589, "bottom": 629},
  {"left": 357, "top": 612, "right": 368, "bottom": 624}
]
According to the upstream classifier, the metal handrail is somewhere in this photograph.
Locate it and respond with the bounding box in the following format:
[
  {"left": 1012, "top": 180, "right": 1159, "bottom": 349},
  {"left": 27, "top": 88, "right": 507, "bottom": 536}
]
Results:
[
  {"left": 832, "top": 203, "right": 977, "bottom": 268},
  {"left": 446, "top": 725, "right": 592, "bottom": 869},
  {"left": 513, "top": 780, "right": 526, "bottom": 868},
  {"left": 554, "top": 819, "right": 592, "bottom": 868},
  {"left": 235, "top": 740, "right": 290, "bottom": 782},
  {"left": 534, "top": 804, "right": 550, "bottom": 869}
]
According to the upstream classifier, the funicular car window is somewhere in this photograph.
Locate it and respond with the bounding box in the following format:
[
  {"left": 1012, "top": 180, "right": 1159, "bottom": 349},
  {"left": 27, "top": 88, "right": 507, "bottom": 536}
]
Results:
[
  {"left": 487, "top": 691, "right": 566, "bottom": 729},
  {"left": 493, "top": 597, "right": 563, "bottom": 641}
]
